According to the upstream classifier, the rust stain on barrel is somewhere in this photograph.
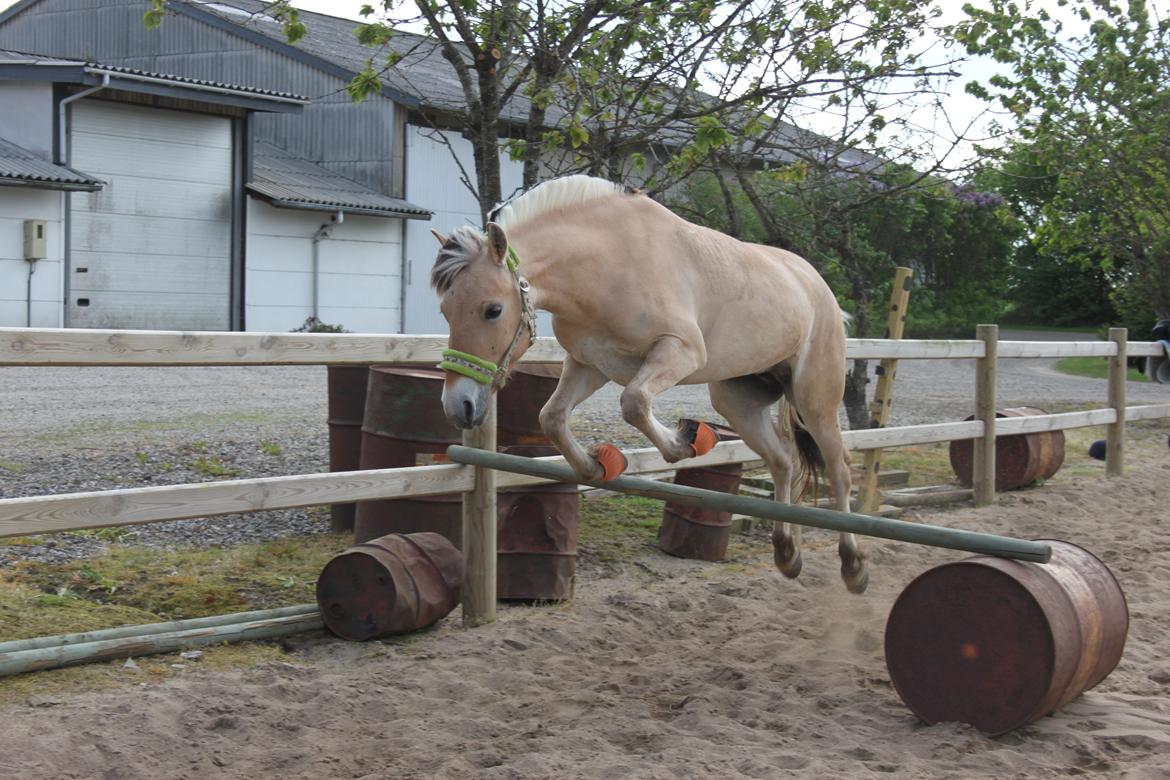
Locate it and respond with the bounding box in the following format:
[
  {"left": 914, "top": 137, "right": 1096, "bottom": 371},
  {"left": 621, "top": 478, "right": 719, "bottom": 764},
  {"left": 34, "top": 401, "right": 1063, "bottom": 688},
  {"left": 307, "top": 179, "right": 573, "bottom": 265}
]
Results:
[
  {"left": 884, "top": 539, "right": 1128, "bottom": 735},
  {"left": 353, "top": 366, "right": 562, "bottom": 548},
  {"left": 496, "top": 445, "right": 578, "bottom": 600},
  {"left": 949, "top": 407, "right": 1065, "bottom": 491},
  {"left": 316, "top": 532, "right": 464, "bottom": 641},
  {"left": 354, "top": 367, "right": 463, "bottom": 546},
  {"left": 326, "top": 365, "right": 371, "bottom": 533},
  {"left": 658, "top": 422, "right": 742, "bottom": 562}
]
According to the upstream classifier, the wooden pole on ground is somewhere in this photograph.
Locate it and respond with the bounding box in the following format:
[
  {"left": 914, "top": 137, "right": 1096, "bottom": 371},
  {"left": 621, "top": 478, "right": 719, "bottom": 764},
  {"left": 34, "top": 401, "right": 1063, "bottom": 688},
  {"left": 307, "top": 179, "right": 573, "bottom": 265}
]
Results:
[
  {"left": 1106, "top": 328, "right": 1127, "bottom": 476},
  {"left": 461, "top": 397, "right": 497, "bottom": 627},
  {"left": 858, "top": 266, "right": 913, "bottom": 513},
  {"left": 446, "top": 445, "right": 1052, "bottom": 563},
  {"left": 0, "top": 611, "right": 322, "bottom": 678},
  {"left": 973, "top": 324, "right": 999, "bottom": 506}
]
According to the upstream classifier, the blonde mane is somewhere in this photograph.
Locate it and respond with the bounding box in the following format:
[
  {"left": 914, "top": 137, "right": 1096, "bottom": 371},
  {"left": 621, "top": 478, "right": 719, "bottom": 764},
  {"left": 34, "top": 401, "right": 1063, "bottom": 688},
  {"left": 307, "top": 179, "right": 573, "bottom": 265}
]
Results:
[
  {"left": 432, "top": 175, "right": 631, "bottom": 292},
  {"left": 491, "top": 175, "right": 629, "bottom": 231}
]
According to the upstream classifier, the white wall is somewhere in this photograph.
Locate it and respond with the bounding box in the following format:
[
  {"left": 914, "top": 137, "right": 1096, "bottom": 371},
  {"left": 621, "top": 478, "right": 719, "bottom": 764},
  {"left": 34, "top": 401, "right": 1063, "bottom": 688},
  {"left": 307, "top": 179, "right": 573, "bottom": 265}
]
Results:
[
  {"left": 0, "top": 82, "right": 55, "bottom": 160},
  {"left": 403, "top": 125, "right": 531, "bottom": 335},
  {"left": 244, "top": 197, "right": 404, "bottom": 333},
  {"left": 0, "top": 188, "right": 65, "bottom": 328}
]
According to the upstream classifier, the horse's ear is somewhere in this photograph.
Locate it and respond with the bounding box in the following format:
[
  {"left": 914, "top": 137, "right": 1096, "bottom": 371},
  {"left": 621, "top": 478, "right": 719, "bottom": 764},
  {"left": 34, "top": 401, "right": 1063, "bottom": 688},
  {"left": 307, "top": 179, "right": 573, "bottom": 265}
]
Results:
[
  {"left": 485, "top": 222, "right": 508, "bottom": 266},
  {"left": 430, "top": 228, "right": 449, "bottom": 245}
]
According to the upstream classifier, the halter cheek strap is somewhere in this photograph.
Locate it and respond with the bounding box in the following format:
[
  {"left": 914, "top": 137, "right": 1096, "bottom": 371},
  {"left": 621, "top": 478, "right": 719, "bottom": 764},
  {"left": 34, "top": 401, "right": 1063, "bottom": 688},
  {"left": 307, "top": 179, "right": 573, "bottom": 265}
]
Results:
[{"left": 439, "top": 245, "right": 536, "bottom": 390}]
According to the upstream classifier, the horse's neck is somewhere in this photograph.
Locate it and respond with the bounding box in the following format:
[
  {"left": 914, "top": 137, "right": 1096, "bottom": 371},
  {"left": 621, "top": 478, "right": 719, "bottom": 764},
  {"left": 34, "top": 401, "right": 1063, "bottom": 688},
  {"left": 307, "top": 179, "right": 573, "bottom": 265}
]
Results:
[{"left": 508, "top": 222, "right": 584, "bottom": 318}]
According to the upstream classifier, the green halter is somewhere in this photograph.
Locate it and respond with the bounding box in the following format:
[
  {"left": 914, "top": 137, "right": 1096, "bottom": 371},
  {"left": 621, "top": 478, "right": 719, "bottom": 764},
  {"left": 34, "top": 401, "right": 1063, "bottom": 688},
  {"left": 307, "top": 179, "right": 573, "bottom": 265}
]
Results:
[{"left": 439, "top": 245, "right": 536, "bottom": 388}]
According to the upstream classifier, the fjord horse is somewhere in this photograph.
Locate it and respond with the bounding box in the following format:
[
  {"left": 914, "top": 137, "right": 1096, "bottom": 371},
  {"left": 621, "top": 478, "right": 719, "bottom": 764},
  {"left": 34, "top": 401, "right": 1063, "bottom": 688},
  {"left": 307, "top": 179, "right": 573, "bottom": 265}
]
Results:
[{"left": 430, "top": 175, "right": 866, "bottom": 593}]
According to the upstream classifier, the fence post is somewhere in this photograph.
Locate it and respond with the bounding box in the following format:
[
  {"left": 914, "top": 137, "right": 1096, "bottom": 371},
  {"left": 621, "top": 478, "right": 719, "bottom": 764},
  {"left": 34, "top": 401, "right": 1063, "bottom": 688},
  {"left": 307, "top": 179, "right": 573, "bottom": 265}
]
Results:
[
  {"left": 973, "top": 324, "right": 998, "bottom": 506},
  {"left": 461, "top": 396, "right": 497, "bottom": 627},
  {"left": 859, "top": 266, "right": 913, "bottom": 513},
  {"left": 1106, "top": 328, "right": 1127, "bottom": 477}
]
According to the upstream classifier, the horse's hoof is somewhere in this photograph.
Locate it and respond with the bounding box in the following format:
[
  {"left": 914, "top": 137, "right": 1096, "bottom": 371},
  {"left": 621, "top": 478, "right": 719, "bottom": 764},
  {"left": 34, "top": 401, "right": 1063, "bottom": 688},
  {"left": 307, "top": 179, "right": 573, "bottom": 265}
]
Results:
[
  {"left": 679, "top": 418, "right": 719, "bottom": 458},
  {"left": 590, "top": 443, "right": 628, "bottom": 481},
  {"left": 771, "top": 532, "right": 802, "bottom": 579},
  {"left": 841, "top": 559, "right": 869, "bottom": 594}
]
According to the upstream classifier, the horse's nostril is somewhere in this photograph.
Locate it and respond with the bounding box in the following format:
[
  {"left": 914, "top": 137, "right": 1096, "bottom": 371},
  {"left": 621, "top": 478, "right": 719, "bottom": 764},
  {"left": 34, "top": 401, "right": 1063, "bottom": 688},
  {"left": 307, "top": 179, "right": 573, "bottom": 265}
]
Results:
[{"left": 463, "top": 399, "right": 474, "bottom": 424}]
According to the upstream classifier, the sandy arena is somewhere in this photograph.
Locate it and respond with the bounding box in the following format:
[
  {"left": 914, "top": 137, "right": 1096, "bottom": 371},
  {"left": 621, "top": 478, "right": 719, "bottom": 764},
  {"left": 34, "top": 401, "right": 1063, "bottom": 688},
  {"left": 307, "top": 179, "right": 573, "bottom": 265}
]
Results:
[{"left": 1, "top": 460, "right": 1168, "bottom": 779}]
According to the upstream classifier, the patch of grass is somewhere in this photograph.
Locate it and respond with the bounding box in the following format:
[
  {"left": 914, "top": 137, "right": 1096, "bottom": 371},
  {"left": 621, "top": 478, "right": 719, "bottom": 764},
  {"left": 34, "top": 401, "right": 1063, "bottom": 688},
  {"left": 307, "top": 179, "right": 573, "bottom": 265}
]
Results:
[
  {"left": 1055, "top": 356, "right": 1147, "bottom": 382},
  {"left": 2, "top": 534, "right": 346, "bottom": 630},
  {"left": 0, "top": 460, "right": 24, "bottom": 473},
  {"left": 0, "top": 578, "right": 158, "bottom": 643},
  {"left": 0, "top": 534, "right": 342, "bottom": 706},
  {"left": 74, "top": 526, "right": 133, "bottom": 543},
  {"left": 190, "top": 455, "right": 237, "bottom": 477},
  {"left": 578, "top": 493, "right": 663, "bottom": 564},
  {"left": 259, "top": 441, "right": 283, "bottom": 457},
  {"left": 859, "top": 442, "right": 959, "bottom": 488},
  {"left": 33, "top": 413, "right": 276, "bottom": 447}
]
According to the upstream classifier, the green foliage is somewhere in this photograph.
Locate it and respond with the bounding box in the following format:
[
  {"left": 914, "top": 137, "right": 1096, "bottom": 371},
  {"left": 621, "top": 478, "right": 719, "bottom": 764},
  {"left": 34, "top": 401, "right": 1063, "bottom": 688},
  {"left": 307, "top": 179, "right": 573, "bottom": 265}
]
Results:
[
  {"left": 953, "top": 0, "right": 1170, "bottom": 322},
  {"left": 291, "top": 316, "right": 349, "bottom": 333},
  {"left": 673, "top": 166, "right": 1020, "bottom": 340},
  {"left": 190, "top": 455, "right": 237, "bottom": 478}
]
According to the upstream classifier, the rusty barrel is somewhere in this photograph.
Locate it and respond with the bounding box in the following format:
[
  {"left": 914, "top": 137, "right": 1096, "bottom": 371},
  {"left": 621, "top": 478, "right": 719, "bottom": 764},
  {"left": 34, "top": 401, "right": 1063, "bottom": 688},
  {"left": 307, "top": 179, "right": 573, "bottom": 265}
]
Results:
[
  {"left": 327, "top": 366, "right": 370, "bottom": 533},
  {"left": 497, "top": 365, "right": 561, "bottom": 447},
  {"left": 949, "top": 407, "right": 1065, "bottom": 491},
  {"left": 316, "top": 532, "right": 464, "bottom": 641},
  {"left": 884, "top": 539, "right": 1128, "bottom": 735},
  {"left": 354, "top": 365, "right": 562, "bottom": 547},
  {"left": 354, "top": 366, "right": 463, "bottom": 546},
  {"left": 497, "top": 445, "right": 579, "bottom": 601},
  {"left": 657, "top": 422, "right": 741, "bottom": 561}
]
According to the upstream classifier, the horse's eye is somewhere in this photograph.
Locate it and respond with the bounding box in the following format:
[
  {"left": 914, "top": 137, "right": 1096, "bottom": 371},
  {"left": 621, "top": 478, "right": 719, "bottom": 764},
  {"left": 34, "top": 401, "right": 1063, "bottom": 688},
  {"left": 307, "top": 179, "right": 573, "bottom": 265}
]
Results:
[{"left": 485, "top": 303, "right": 503, "bottom": 321}]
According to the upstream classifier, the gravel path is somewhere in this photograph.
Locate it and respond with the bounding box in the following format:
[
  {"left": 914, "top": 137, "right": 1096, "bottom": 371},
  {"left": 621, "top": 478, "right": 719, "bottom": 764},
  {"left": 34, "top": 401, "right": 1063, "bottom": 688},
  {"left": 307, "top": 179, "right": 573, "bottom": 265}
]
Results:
[{"left": 1, "top": 329, "right": 1166, "bottom": 564}]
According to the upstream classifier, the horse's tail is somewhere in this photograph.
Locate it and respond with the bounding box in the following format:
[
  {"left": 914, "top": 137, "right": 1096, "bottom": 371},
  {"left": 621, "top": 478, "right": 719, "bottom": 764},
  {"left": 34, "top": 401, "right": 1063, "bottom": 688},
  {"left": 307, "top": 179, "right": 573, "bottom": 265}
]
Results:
[{"left": 778, "top": 397, "right": 825, "bottom": 503}]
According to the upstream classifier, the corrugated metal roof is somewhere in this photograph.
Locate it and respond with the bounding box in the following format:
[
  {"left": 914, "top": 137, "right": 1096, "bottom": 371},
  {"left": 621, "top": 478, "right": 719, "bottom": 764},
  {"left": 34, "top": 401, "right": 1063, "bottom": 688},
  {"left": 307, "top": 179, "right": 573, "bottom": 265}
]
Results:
[
  {"left": 249, "top": 142, "right": 431, "bottom": 219},
  {"left": 185, "top": 0, "right": 511, "bottom": 117},
  {"left": 0, "top": 48, "right": 307, "bottom": 103},
  {"left": 0, "top": 136, "right": 103, "bottom": 191}
]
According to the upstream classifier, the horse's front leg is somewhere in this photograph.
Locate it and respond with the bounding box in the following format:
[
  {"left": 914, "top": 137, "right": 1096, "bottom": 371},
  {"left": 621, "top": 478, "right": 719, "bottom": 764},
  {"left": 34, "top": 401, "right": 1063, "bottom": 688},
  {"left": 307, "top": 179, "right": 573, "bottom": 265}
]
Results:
[
  {"left": 619, "top": 335, "right": 709, "bottom": 463},
  {"left": 538, "top": 356, "right": 612, "bottom": 481}
]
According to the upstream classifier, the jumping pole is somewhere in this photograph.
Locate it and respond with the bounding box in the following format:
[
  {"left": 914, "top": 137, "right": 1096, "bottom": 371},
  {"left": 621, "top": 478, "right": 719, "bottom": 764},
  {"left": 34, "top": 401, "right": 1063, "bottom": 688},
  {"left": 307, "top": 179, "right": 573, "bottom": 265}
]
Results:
[{"left": 446, "top": 446, "right": 1051, "bottom": 563}]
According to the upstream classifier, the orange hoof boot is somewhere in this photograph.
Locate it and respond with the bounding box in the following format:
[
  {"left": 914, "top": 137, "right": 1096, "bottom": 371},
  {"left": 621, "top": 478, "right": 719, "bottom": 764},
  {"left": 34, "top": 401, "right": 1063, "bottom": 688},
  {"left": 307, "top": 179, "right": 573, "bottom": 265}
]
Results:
[
  {"left": 591, "top": 443, "right": 628, "bottom": 482},
  {"left": 679, "top": 418, "right": 719, "bottom": 458}
]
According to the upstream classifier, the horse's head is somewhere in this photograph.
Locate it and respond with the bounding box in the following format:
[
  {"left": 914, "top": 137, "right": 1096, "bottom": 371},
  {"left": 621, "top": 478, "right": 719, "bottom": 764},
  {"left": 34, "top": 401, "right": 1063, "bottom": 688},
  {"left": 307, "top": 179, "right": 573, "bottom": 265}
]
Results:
[{"left": 431, "top": 222, "right": 534, "bottom": 429}]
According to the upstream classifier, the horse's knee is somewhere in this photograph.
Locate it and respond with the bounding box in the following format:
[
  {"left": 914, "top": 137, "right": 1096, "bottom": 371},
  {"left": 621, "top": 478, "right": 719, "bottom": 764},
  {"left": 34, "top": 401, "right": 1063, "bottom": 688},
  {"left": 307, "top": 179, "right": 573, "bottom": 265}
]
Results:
[
  {"left": 538, "top": 404, "right": 566, "bottom": 437},
  {"left": 618, "top": 387, "right": 649, "bottom": 427}
]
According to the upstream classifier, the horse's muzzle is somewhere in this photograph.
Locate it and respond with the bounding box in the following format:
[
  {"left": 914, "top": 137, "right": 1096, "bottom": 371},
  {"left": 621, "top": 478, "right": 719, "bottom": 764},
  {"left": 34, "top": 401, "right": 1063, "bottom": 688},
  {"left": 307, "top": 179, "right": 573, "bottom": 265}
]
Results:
[{"left": 441, "top": 375, "right": 492, "bottom": 429}]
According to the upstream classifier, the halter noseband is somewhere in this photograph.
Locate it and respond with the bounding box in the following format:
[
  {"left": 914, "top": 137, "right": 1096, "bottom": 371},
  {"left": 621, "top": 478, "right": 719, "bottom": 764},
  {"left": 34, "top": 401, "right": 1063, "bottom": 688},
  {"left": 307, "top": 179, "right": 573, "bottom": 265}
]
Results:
[{"left": 439, "top": 245, "right": 536, "bottom": 390}]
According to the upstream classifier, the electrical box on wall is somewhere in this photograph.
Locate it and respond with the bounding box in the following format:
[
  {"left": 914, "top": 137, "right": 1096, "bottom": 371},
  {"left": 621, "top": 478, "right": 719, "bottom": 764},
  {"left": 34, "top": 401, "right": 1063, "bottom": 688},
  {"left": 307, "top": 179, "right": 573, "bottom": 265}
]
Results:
[{"left": 23, "top": 220, "right": 47, "bottom": 260}]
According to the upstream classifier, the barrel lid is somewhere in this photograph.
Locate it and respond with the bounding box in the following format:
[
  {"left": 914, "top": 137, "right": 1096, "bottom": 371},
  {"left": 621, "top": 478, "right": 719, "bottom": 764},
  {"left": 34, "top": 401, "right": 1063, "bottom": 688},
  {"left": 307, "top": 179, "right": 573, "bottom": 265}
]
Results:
[
  {"left": 368, "top": 366, "right": 444, "bottom": 381},
  {"left": 885, "top": 562, "right": 1057, "bottom": 735},
  {"left": 316, "top": 547, "right": 412, "bottom": 641}
]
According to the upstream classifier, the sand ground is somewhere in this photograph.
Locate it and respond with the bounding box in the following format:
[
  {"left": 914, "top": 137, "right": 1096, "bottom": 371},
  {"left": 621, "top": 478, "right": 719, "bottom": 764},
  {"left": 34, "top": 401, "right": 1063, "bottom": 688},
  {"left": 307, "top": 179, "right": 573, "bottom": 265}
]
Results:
[{"left": 1, "top": 460, "right": 1168, "bottom": 780}]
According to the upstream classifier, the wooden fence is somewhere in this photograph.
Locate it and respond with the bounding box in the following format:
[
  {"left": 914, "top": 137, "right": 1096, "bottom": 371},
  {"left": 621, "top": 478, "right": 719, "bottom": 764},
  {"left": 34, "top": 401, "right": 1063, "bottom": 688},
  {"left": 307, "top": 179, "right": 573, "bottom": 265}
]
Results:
[{"left": 2, "top": 325, "right": 1168, "bottom": 627}]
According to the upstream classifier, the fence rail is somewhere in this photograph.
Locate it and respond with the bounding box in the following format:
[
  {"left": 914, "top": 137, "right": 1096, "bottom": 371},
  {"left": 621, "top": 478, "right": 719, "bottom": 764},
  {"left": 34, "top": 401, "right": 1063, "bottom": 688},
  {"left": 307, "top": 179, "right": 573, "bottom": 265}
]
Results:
[
  {"left": 2, "top": 325, "right": 1168, "bottom": 626},
  {"left": 2, "top": 327, "right": 1163, "bottom": 366}
]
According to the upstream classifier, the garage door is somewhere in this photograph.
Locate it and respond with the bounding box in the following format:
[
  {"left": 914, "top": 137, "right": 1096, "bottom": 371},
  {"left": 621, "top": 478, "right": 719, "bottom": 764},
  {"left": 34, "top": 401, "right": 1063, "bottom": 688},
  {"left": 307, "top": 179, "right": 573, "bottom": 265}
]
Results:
[{"left": 68, "top": 100, "right": 234, "bottom": 330}]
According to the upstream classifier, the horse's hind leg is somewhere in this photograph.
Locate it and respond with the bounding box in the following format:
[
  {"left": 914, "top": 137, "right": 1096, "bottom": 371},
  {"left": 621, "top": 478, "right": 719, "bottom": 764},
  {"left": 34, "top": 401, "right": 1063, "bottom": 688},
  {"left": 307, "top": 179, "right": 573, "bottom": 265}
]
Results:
[
  {"left": 789, "top": 371, "right": 868, "bottom": 594},
  {"left": 709, "top": 377, "right": 803, "bottom": 579}
]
